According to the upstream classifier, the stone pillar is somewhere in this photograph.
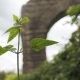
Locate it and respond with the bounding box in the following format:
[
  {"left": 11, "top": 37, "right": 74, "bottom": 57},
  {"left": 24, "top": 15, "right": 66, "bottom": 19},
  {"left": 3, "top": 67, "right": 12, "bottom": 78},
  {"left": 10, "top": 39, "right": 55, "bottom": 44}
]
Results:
[{"left": 21, "top": 0, "right": 80, "bottom": 73}]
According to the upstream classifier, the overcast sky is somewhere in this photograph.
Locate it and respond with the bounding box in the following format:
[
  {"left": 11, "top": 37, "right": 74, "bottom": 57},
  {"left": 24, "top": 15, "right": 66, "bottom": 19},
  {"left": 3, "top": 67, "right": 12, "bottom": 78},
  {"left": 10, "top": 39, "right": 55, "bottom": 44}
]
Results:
[
  {"left": 0, "top": 0, "right": 78, "bottom": 72},
  {"left": 46, "top": 16, "right": 77, "bottom": 60},
  {"left": 0, "top": 0, "right": 29, "bottom": 72}
]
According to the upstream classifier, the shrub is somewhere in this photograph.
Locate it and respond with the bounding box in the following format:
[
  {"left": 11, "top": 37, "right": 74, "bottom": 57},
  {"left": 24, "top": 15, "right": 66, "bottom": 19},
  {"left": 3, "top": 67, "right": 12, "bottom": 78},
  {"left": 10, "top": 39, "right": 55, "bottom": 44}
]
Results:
[
  {"left": 0, "top": 72, "right": 6, "bottom": 80},
  {"left": 5, "top": 73, "right": 17, "bottom": 80}
]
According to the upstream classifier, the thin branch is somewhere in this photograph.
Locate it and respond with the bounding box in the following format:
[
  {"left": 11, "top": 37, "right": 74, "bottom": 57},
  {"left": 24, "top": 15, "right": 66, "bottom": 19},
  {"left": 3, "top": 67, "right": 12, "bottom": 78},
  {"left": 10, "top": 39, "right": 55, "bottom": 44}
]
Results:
[{"left": 17, "top": 29, "right": 20, "bottom": 80}]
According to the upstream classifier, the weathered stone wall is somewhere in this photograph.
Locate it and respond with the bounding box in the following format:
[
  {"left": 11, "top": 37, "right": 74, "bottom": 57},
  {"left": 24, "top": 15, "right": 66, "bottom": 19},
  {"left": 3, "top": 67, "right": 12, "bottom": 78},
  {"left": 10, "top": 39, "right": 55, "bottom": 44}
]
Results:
[{"left": 21, "top": 0, "right": 80, "bottom": 73}]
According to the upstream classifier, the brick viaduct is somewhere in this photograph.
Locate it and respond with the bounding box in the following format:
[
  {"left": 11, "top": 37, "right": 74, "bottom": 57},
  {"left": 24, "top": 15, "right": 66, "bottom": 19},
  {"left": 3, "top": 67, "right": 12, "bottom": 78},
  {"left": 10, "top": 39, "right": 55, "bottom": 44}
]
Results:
[{"left": 21, "top": 0, "right": 80, "bottom": 73}]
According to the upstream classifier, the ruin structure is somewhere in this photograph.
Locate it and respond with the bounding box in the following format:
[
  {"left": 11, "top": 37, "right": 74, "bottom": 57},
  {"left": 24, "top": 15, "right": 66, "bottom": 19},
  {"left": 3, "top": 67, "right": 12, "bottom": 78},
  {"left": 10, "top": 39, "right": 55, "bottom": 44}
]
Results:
[{"left": 21, "top": 0, "right": 80, "bottom": 73}]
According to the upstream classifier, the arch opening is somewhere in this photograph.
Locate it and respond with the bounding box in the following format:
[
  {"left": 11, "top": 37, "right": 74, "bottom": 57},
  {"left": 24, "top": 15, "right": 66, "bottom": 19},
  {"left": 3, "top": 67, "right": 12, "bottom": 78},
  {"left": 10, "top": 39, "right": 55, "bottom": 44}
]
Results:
[{"left": 46, "top": 16, "right": 77, "bottom": 61}]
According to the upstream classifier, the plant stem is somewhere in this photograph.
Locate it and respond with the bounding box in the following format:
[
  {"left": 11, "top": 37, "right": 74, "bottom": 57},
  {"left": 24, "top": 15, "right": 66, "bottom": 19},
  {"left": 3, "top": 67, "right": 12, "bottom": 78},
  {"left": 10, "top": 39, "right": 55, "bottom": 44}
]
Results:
[{"left": 17, "top": 29, "right": 20, "bottom": 80}]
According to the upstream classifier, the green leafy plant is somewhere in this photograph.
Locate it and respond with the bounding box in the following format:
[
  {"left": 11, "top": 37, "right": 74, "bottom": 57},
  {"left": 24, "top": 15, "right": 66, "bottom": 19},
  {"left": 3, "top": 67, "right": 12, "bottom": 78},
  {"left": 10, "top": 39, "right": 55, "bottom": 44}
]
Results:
[
  {"left": 0, "top": 15, "right": 29, "bottom": 80},
  {"left": 6, "top": 15, "right": 29, "bottom": 80},
  {"left": 0, "top": 14, "right": 57, "bottom": 80}
]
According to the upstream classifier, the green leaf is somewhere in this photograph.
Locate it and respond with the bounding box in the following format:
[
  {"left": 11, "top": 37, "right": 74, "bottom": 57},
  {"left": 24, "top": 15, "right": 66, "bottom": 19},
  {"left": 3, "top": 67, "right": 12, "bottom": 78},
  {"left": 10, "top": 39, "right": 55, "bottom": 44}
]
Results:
[
  {"left": 6, "top": 26, "right": 18, "bottom": 33},
  {"left": 20, "top": 17, "right": 29, "bottom": 24},
  {"left": 0, "top": 46, "right": 4, "bottom": 55},
  {"left": 4, "top": 45, "right": 13, "bottom": 52},
  {"left": 6, "top": 26, "right": 19, "bottom": 43},
  {"left": 67, "top": 4, "right": 80, "bottom": 16},
  {"left": 30, "top": 38, "right": 58, "bottom": 51},
  {"left": 0, "top": 45, "right": 13, "bottom": 55},
  {"left": 8, "top": 29, "right": 18, "bottom": 43},
  {"left": 13, "top": 15, "right": 18, "bottom": 22}
]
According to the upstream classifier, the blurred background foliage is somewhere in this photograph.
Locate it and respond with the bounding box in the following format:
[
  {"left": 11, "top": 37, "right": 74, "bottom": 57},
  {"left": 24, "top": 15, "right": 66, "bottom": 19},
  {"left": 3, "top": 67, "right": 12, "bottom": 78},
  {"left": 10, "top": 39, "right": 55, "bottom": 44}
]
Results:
[{"left": 0, "top": 26, "right": 80, "bottom": 80}]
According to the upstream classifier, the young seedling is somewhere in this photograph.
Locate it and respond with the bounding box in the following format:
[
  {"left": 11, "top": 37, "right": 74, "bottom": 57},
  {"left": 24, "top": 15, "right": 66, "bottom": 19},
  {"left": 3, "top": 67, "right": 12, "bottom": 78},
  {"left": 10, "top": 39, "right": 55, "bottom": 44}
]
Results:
[
  {"left": 0, "top": 14, "right": 58, "bottom": 80},
  {"left": 7, "top": 15, "right": 29, "bottom": 80},
  {"left": 0, "top": 15, "right": 29, "bottom": 80}
]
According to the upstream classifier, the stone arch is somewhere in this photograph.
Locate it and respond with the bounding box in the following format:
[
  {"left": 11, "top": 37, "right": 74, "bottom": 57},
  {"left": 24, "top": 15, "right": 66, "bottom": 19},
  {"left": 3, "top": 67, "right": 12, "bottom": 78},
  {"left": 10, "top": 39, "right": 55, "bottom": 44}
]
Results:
[
  {"left": 21, "top": 0, "right": 80, "bottom": 73},
  {"left": 47, "top": 11, "right": 66, "bottom": 33}
]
